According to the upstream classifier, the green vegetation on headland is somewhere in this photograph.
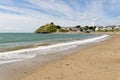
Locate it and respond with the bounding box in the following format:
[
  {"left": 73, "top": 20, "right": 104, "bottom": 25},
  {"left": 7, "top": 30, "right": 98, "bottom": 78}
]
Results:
[
  {"left": 35, "top": 22, "right": 120, "bottom": 34},
  {"left": 35, "top": 22, "right": 60, "bottom": 33},
  {"left": 35, "top": 22, "right": 96, "bottom": 33},
  {"left": 35, "top": 22, "right": 72, "bottom": 33}
]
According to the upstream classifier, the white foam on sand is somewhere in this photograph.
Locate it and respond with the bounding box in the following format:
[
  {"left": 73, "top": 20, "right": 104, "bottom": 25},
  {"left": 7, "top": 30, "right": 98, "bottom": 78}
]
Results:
[{"left": 0, "top": 35, "right": 109, "bottom": 64}]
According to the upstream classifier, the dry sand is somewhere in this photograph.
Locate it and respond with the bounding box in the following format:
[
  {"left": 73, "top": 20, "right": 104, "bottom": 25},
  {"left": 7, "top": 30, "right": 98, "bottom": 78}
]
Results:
[{"left": 21, "top": 34, "right": 120, "bottom": 80}]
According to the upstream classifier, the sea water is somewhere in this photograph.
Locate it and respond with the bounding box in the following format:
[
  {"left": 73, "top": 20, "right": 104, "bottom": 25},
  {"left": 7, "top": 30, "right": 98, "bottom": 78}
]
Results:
[{"left": 0, "top": 33, "right": 109, "bottom": 64}]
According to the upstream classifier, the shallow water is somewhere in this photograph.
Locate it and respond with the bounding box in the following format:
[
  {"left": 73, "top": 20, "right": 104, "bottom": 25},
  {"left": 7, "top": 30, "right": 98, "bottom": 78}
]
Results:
[
  {"left": 0, "top": 33, "right": 101, "bottom": 52},
  {"left": 0, "top": 34, "right": 109, "bottom": 64}
]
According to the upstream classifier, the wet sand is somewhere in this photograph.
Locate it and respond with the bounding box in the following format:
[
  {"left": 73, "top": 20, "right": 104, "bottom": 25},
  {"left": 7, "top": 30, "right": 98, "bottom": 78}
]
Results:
[{"left": 21, "top": 34, "right": 120, "bottom": 80}]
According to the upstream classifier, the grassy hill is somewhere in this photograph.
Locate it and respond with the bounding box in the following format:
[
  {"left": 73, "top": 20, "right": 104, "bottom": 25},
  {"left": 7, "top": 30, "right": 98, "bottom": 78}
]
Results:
[{"left": 35, "top": 22, "right": 61, "bottom": 33}]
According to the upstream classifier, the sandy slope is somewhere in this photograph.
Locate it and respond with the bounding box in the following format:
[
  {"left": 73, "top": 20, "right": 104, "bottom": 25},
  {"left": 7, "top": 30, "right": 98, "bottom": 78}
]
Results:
[{"left": 21, "top": 34, "right": 120, "bottom": 80}]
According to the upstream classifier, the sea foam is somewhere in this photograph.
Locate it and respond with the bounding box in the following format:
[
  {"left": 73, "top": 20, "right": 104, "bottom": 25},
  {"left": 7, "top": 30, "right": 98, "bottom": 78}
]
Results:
[{"left": 0, "top": 35, "right": 109, "bottom": 64}]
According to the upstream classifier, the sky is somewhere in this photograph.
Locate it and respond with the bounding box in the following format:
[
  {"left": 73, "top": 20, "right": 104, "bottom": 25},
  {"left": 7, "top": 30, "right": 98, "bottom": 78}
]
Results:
[{"left": 0, "top": 0, "right": 120, "bottom": 32}]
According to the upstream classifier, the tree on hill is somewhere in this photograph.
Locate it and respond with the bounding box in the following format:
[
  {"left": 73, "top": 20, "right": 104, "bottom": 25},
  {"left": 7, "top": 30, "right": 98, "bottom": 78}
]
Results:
[
  {"left": 50, "top": 22, "right": 54, "bottom": 25},
  {"left": 84, "top": 26, "right": 89, "bottom": 31},
  {"left": 75, "top": 25, "right": 83, "bottom": 31},
  {"left": 75, "top": 25, "right": 81, "bottom": 28},
  {"left": 89, "top": 26, "right": 96, "bottom": 31},
  {"left": 55, "top": 25, "right": 61, "bottom": 29}
]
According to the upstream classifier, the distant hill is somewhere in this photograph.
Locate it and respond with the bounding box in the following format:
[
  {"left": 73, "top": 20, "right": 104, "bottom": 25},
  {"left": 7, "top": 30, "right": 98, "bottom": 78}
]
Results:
[{"left": 35, "top": 22, "right": 61, "bottom": 33}]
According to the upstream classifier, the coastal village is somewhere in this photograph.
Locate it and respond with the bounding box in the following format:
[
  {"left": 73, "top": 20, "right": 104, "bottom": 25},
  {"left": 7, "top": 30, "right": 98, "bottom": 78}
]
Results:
[{"left": 35, "top": 22, "right": 120, "bottom": 33}]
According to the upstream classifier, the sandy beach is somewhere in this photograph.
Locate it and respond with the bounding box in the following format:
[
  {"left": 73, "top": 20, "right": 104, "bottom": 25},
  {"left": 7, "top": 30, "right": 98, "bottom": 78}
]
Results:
[
  {"left": 1, "top": 0, "right": 120, "bottom": 80},
  {"left": 18, "top": 34, "right": 120, "bottom": 80},
  {"left": 0, "top": 34, "right": 120, "bottom": 80}
]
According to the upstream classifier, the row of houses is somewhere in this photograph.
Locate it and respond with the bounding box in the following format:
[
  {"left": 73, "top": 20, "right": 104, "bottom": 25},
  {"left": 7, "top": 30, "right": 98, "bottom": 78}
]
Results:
[
  {"left": 60, "top": 25, "right": 120, "bottom": 33},
  {"left": 95, "top": 25, "right": 120, "bottom": 31}
]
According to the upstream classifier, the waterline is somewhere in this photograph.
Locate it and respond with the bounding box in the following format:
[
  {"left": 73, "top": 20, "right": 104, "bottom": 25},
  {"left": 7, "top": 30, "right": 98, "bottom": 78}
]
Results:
[{"left": 0, "top": 35, "right": 109, "bottom": 64}]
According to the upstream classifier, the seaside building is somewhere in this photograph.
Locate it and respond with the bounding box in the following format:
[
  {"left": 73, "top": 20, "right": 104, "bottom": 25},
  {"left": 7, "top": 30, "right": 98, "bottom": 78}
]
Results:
[
  {"left": 95, "top": 26, "right": 105, "bottom": 31},
  {"left": 61, "top": 27, "right": 70, "bottom": 31},
  {"left": 61, "top": 27, "right": 80, "bottom": 32},
  {"left": 106, "top": 25, "right": 116, "bottom": 30},
  {"left": 69, "top": 27, "right": 80, "bottom": 32},
  {"left": 95, "top": 25, "right": 120, "bottom": 31},
  {"left": 116, "top": 25, "right": 120, "bottom": 30}
]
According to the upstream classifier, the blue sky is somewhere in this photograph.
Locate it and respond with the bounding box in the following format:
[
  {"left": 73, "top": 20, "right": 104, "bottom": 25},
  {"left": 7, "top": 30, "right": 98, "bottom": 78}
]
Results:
[{"left": 0, "top": 0, "right": 120, "bottom": 32}]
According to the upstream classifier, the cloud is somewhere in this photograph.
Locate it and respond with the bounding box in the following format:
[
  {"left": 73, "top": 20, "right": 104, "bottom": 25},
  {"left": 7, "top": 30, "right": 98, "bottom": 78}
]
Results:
[
  {"left": 0, "top": 0, "right": 120, "bottom": 32},
  {"left": 0, "top": 13, "right": 41, "bottom": 32},
  {"left": 27, "top": 0, "right": 75, "bottom": 18}
]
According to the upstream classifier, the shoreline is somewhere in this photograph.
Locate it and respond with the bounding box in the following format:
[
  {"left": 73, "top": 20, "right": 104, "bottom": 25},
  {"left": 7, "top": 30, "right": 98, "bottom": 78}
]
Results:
[
  {"left": 21, "top": 34, "right": 120, "bottom": 80},
  {"left": 0, "top": 34, "right": 107, "bottom": 64}
]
